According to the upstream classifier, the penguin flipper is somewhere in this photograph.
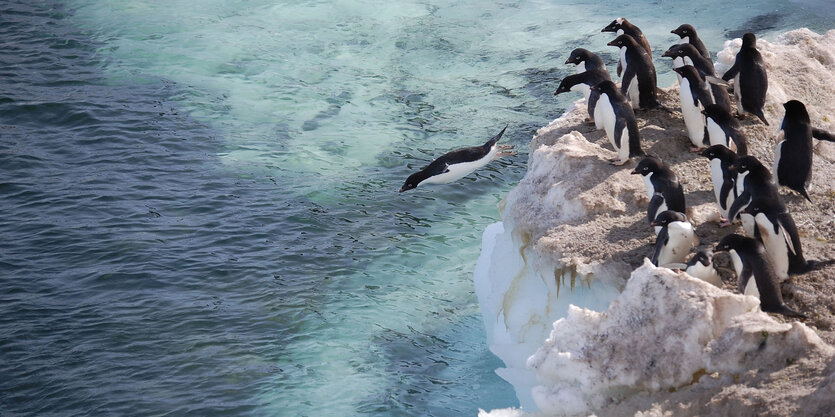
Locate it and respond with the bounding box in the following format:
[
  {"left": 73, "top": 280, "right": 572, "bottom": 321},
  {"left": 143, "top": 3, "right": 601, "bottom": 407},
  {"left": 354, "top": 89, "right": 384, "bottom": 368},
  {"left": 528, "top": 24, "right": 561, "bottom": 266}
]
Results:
[
  {"left": 719, "top": 177, "right": 735, "bottom": 210},
  {"left": 722, "top": 62, "right": 739, "bottom": 82},
  {"left": 614, "top": 116, "right": 626, "bottom": 150},
  {"left": 617, "top": 60, "right": 623, "bottom": 78},
  {"left": 812, "top": 128, "right": 835, "bottom": 142},
  {"left": 620, "top": 66, "right": 636, "bottom": 97},
  {"left": 484, "top": 124, "right": 509, "bottom": 148},
  {"left": 652, "top": 227, "right": 669, "bottom": 266},
  {"left": 737, "top": 263, "right": 753, "bottom": 294},
  {"left": 727, "top": 191, "right": 751, "bottom": 222},
  {"left": 752, "top": 109, "right": 769, "bottom": 126},
  {"left": 776, "top": 217, "right": 797, "bottom": 256},
  {"left": 648, "top": 194, "right": 665, "bottom": 225}
]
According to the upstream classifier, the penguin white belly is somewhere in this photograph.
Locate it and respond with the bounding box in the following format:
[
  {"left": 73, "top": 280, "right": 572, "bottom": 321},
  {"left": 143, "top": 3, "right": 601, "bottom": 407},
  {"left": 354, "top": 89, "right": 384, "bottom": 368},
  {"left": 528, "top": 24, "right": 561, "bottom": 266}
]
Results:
[
  {"left": 575, "top": 63, "right": 586, "bottom": 74},
  {"left": 673, "top": 56, "right": 684, "bottom": 69},
  {"left": 706, "top": 118, "right": 728, "bottom": 147},
  {"left": 686, "top": 262, "right": 723, "bottom": 287},
  {"left": 421, "top": 149, "right": 495, "bottom": 185},
  {"left": 616, "top": 124, "right": 630, "bottom": 162},
  {"left": 571, "top": 83, "right": 591, "bottom": 104},
  {"left": 734, "top": 73, "right": 743, "bottom": 114},
  {"left": 658, "top": 221, "right": 697, "bottom": 265},
  {"left": 641, "top": 173, "right": 656, "bottom": 199},
  {"left": 709, "top": 159, "right": 727, "bottom": 217},
  {"left": 597, "top": 94, "right": 617, "bottom": 149},
  {"left": 773, "top": 139, "right": 784, "bottom": 185},
  {"left": 620, "top": 47, "right": 640, "bottom": 109},
  {"left": 755, "top": 213, "right": 791, "bottom": 280},
  {"left": 740, "top": 214, "right": 756, "bottom": 236},
  {"left": 729, "top": 250, "right": 760, "bottom": 298},
  {"left": 679, "top": 78, "right": 706, "bottom": 147}
]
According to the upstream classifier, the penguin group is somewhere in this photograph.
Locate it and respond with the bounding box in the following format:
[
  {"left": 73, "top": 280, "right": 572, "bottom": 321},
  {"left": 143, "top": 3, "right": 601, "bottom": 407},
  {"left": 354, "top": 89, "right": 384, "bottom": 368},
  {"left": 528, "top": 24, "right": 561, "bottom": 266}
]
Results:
[
  {"left": 551, "top": 19, "right": 835, "bottom": 319},
  {"left": 398, "top": 18, "right": 834, "bottom": 320}
]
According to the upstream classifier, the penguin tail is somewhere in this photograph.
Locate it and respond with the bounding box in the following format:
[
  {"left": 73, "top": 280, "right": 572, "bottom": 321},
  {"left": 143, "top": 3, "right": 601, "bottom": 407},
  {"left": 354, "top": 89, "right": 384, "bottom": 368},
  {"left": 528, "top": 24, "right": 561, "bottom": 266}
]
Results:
[
  {"left": 800, "top": 259, "right": 835, "bottom": 273},
  {"left": 799, "top": 188, "right": 812, "bottom": 203},
  {"left": 772, "top": 304, "right": 807, "bottom": 320},
  {"left": 753, "top": 109, "right": 769, "bottom": 125}
]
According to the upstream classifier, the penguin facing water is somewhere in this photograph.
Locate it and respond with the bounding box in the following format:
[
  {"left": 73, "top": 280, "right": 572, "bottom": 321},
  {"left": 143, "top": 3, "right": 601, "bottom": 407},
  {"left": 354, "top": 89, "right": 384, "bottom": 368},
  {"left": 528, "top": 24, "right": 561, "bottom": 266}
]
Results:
[
  {"left": 662, "top": 43, "right": 732, "bottom": 112},
  {"left": 674, "top": 65, "right": 714, "bottom": 151},
  {"left": 671, "top": 24, "right": 710, "bottom": 62},
  {"left": 714, "top": 234, "right": 806, "bottom": 319},
  {"left": 564, "top": 48, "right": 608, "bottom": 73},
  {"left": 650, "top": 210, "right": 698, "bottom": 267},
  {"left": 400, "top": 125, "right": 514, "bottom": 192},
  {"left": 722, "top": 33, "right": 769, "bottom": 125},
  {"left": 607, "top": 34, "right": 663, "bottom": 110},
  {"left": 601, "top": 18, "right": 652, "bottom": 77},
  {"left": 554, "top": 70, "right": 611, "bottom": 126},
  {"left": 590, "top": 81, "right": 644, "bottom": 165}
]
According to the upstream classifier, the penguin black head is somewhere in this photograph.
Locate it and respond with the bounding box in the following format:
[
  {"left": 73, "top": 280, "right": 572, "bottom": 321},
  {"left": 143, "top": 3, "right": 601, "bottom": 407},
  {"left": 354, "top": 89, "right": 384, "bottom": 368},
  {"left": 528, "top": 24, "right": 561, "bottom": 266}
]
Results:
[
  {"left": 742, "top": 33, "right": 757, "bottom": 48},
  {"left": 554, "top": 76, "right": 576, "bottom": 96},
  {"left": 742, "top": 195, "right": 784, "bottom": 217},
  {"left": 565, "top": 48, "right": 591, "bottom": 65},
  {"left": 601, "top": 18, "right": 627, "bottom": 33},
  {"left": 399, "top": 173, "right": 421, "bottom": 193},
  {"left": 590, "top": 80, "right": 617, "bottom": 95},
  {"left": 607, "top": 34, "right": 635, "bottom": 48},
  {"left": 630, "top": 156, "right": 663, "bottom": 176},
  {"left": 728, "top": 155, "right": 765, "bottom": 175},
  {"left": 671, "top": 24, "right": 696, "bottom": 38},
  {"left": 651, "top": 210, "right": 686, "bottom": 227},
  {"left": 688, "top": 250, "right": 712, "bottom": 267},
  {"left": 700, "top": 144, "right": 736, "bottom": 162},
  {"left": 715, "top": 233, "right": 750, "bottom": 253},
  {"left": 783, "top": 100, "right": 811, "bottom": 124},
  {"left": 673, "top": 65, "right": 699, "bottom": 79}
]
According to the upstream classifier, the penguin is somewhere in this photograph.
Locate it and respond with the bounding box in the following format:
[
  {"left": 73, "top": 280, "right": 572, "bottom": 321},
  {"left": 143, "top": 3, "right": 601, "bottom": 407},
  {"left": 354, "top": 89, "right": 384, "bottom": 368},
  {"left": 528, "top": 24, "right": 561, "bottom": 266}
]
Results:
[
  {"left": 721, "top": 32, "right": 769, "bottom": 125},
  {"left": 744, "top": 196, "right": 818, "bottom": 279},
  {"left": 590, "top": 81, "right": 644, "bottom": 165},
  {"left": 772, "top": 100, "right": 835, "bottom": 202},
  {"left": 554, "top": 70, "right": 611, "bottom": 126},
  {"left": 673, "top": 65, "right": 714, "bottom": 151},
  {"left": 601, "top": 17, "right": 652, "bottom": 77},
  {"left": 631, "top": 156, "right": 686, "bottom": 233},
  {"left": 700, "top": 144, "right": 738, "bottom": 222},
  {"left": 399, "top": 125, "right": 514, "bottom": 192},
  {"left": 726, "top": 155, "right": 779, "bottom": 235},
  {"left": 683, "top": 250, "right": 723, "bottom": 287},
  {"left": 607, "top": 34, "right": 663, "bottom": 110},
  {"left": 564, "top": 48, "right": 608, "bottom": 73},
  {"left": 650, "top": 210, "right": 699, "bottom": 267},
  {"left": 662, "top": 43, "right": 732, "bottom": 112},
  {"left": 714, "top": 234, "right": 806, "bottom": 318},
  {"left": 702, "top": 104, "right": 749, "bottom": 155},
  {"left": 671, "top": 24, "right": 711, "bottom": 61}
]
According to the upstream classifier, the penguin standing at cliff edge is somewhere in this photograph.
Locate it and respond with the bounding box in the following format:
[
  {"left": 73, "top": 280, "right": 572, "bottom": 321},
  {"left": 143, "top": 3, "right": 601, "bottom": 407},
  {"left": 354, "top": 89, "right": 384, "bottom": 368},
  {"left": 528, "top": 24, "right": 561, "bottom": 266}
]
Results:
[
  {"left": 602, "top": 18, "right": 652, "bottom": 77},
  {"left": 662, "top": 43, "right": 732, "bottom": 112},
  {"left": 632, "top": 156, "right": 686, "bottom": 234},
  {"left": 671, "top": 24, "right": 711, "bottom": 62},
  {"left": 590, "top": 81, "right": 645, "bottom": 166},
  {"left": 554, "top": 70, "right": 611, "bottom": 127},
  {"left": 722, "top": 33, "right": 769, "bottom": 125},
  {"left": 564, "top": 48, "right": 608, "bottom": 73},
  {"left": 400, "top": 125, "right": 514, "bottom": 192},
  {"left": 607, "top": 34, "right": 664, "bottom": 111},
  {"left": 714, "top": 234, "right": 806, "bottom": 319}
]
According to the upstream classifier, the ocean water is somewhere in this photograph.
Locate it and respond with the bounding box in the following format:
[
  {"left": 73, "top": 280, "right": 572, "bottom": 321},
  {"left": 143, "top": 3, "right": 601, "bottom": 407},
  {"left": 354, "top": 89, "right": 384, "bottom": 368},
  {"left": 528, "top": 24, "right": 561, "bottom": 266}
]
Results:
[{"left": 1, "top": 1, "right": 833, "bottom": 416}]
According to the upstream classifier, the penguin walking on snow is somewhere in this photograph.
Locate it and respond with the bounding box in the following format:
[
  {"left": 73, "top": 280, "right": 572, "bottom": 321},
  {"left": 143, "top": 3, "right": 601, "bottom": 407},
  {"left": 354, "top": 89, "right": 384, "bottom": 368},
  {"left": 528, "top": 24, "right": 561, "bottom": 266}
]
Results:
[
  {"left": 650, "top": 210, "right": 698, "bottom": 267},
  {"left": 674, "top": 65, "right": 714, "bottom": 151},
  {"left": 671, "top": 24, "right": 710, "bottom": 62},
  {"left": 722, "top": 33, "right": 769, "bottom": 125},
  {"left": 590, "top": 81, "right": 644, "bottom": 165},
  {"left": 631, "top": 156, "right": 686, "bottom": 234},
  {"left": 683, "top": 251, "right": 723, "bottom": 287},
  {"left": 601, "top": 18, "right": 652, "bottom": 77},
  {"left": 662, "top": 44, "right": 732, "bottom": 112},
  {"left": 714, "top": 234, "right": 806, "bottom": 319},
  {"left": 554, "top": 70, "right": 611, "bottom": 127},
  {"left": 607, "top": 34, "right": 664, "bottom": 110},
  {"left": 702, "top": 104, "right": 749, "bottom": 155},
  {"left": 400, "top": 125, "right": 514, "bottom": 192},
  {"left": 700, "top": 145, "right": 738, "bottom": 222},
  {"left": 564, "top": 48, "right": 608, "bottom": 73},
  {"left": 773, "top": 100, "right": 835, "bottom": 202},
  {"left": 744, "top": 196, "right": 819, "bottom": 279}
]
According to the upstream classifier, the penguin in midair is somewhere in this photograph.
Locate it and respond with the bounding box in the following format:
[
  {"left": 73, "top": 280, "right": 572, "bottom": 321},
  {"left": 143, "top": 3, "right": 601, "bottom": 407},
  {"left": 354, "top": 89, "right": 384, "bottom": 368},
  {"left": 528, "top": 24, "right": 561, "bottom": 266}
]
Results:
[
  {"left": 671, "top": 24, "right": 711, "bottom": 61},
  {"left": 743, "top": 196, "right": 820, "bottom": 279},
  {"left": 684, "top": 250, "right": 723, "bottom": 287},
  {"left": 714, "top": 234, "right": 806, "bottom": 319},
  {"left": 650, "top": 210, "right": 699, "bottom": 267},
  {"left": 702, "top": 104, "right": 749, "bottom": 155},
  {"left": 673, "top": 65, "right": 714, "bottom": 151},
  {"left": 601, "top": 18, "right": 652, "bottom": 77},
  {"left": 564, "top": 48, "right": 608, "bottom": 73},
  {"left": 554, "top": 70, "right": 611, "bottom": 126},
  {"left": 662, "top": 43, "right": 732, "bottom": 112},
  {"left": 399, "top": 125, "right": 514, "bottom": 192},
  {"left": 607, "top": 34, "right": 663, "bottom": 110},
  {"left": 726, "top": 155, "right": 779, "bottom": 234},
  {"left": 631, "top": 156, "right": 686, "bottom": 233},
  {"left": 773, "top": 100, "right": 835, "bottom": 202},
  {"left": 590, "top": 81, "right": 644, "bottom": 165},
  {"left": 721, "top": 33, "right": 769, "bottom": 125},
  {"left": 700, "top": 144, "right": 738, "bottom": 222}
]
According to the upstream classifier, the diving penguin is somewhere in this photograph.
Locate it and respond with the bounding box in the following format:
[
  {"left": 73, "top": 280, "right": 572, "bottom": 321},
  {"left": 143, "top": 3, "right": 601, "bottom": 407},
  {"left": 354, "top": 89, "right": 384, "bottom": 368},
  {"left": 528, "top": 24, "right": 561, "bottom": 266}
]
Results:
[{"left": 399, "top": 125, "right": 514, "bottom": 192}]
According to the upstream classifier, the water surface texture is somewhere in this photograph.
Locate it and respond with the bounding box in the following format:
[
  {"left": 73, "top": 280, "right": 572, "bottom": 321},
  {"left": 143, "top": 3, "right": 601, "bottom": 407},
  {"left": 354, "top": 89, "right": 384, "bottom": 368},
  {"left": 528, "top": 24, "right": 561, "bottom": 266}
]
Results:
[{"left": 2, "top": 1, "right": 833, "bottom": 415}]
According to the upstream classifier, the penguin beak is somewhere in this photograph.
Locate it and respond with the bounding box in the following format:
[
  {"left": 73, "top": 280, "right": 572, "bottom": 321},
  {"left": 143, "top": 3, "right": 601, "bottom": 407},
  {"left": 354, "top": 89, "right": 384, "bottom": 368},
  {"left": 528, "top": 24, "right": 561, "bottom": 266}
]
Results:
[
  {"left": 564, "top": 58, "right": 574, "bottom": 64},
  {"left": 606, "top": 40, "right": 617, "bottom": 46},
  {"left": 650, "top": 221, "right": 657, "bottom": 227},
  {"left": 630, "top": 168, "right": 640, "bottom": 175},
  {"left": 661, "top": 50, "right": 671, "bottom": 58}
]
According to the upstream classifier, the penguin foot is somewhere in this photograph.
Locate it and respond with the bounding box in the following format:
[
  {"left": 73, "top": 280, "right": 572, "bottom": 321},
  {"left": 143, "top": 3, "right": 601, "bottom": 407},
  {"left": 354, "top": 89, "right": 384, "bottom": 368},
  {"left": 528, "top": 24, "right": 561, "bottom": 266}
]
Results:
[
  {"left": 719, "top": 219, "right": 733, "bottom": 228},
  {"left": 585, "top": 118, "right": 596, "bottom": 125},
  {"left": 497, "top": 144, "right": 514, "bottom": 150},
  {"left": 495, "top": 150, "right": 517, "bottom": 158},
  {"left": 689, "top": 146, "right": 705, "bottom": 153},
  {"left": 609, "top": 158, "right": 629, "bottom": 166}
]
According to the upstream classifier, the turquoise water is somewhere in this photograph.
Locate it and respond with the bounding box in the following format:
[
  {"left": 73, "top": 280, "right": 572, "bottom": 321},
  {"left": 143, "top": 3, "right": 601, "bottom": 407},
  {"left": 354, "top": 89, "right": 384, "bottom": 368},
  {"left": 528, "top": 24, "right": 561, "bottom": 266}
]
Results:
[{"left": 1, "top": 1, "right": 833, "bottom": 415}]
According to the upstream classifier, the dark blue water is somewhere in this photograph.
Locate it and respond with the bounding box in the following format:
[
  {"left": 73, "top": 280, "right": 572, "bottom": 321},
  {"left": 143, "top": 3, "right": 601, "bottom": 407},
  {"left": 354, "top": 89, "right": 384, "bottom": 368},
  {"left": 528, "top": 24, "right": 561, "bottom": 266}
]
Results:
[{"left": 2, "top": 0, "right": 833, "bottom": 416}]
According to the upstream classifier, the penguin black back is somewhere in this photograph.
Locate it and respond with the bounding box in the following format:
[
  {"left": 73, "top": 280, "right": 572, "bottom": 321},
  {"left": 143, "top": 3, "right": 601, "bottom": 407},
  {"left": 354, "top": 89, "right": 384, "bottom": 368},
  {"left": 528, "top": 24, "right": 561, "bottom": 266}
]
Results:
[
  {"left": 775, "top": 100, "right": 814, "bottom": 201},
  {"left": 722, "top": 33, "right": 769, "bottom": 125}
]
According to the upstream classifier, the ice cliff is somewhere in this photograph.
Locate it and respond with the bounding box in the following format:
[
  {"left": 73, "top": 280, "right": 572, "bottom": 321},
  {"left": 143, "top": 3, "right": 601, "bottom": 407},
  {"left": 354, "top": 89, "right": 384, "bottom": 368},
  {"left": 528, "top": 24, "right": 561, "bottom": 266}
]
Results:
[{"left": 475, "top": 29, "right": 835, "bottom": 416}]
